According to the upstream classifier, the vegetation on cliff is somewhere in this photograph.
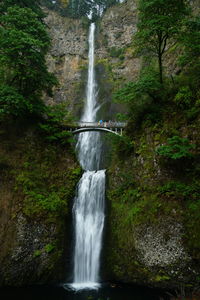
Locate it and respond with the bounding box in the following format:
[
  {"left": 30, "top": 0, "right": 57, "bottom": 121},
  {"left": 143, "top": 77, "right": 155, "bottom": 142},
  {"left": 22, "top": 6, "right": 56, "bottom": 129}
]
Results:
[
  {"left": 105, "top": 0, "right": 200, "bottom": 295},
  {"left": 0, "top": 120, "right": 81, "bottom": 285},
  {"left": 114, "top": 0, "right": 200, "bottom": 125},
  {"left": 0, "top": 0, "right": 80, "bottom": 285}
]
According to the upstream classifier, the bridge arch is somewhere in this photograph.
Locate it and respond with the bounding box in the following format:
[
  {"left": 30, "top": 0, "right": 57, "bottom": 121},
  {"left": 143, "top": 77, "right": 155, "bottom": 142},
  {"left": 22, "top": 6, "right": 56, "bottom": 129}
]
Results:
[{"left": 72, "top": 127, "right": 123, "bottom": 136}]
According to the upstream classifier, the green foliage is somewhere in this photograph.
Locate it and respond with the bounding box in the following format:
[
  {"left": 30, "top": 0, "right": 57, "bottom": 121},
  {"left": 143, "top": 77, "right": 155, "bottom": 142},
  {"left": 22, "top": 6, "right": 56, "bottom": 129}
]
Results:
[
  {"left": 23, "top": 191, "right": 66, "bottom": 214},
  {"left": 45, "top": 243, "right": 55, "bottom": 253},
  {"left": 38, "top": 104, "right": 74, "bottom": 145},
  {"left": 15, "top": 149, "right": 82, "bottom": 218},
  {"left": 114, "top": 67, "right": 163, "bottom": 127},
  {"left": 158, "top": 181, "right": 200, "bottom": 201},
  {"left": 115, "top": 113, "right": 128, "bottom": 121},
  {"left": 179, "top": 16, "right": 200, "bottom": 68},
  {"left": 154, "top": 275, "right": 170, "bottom": 282},
  {"left": 0, "top": 0, "right": 44, "bottom": 16},
  {"left": 109, "top": 47, "right": 125, "bottom": 59},
  {"left": 34, "top": 250, "right": 42, "bottom": 257},
  {"left": 114, "top": 68, "right": 162, "bottom": 104},
  {"left": 134, "top": 0, "right": 190, "bottom": 83},
  {"left": 0, "top": 85, "right": 28, "bottom": 117},
  {"left": 185, "top": 199, "right": 200, "bottom": 258},
  {"left": 0, "top": 4, "right": 57, "bottom": 119},
  {"left": 109, "top": 134, "right": 134, "bottom": 159},
  {"left": 173, "top": 86, "right": 193, "bottom": 109},
  {"left": 170, "top": 73, "right": 200, "bottom": 121},
  {"left": 156, "top": 136, "right": 195, "bottom": 160},
  {"left": 121, "top": 188, "right": 141, "bottom": 204}
]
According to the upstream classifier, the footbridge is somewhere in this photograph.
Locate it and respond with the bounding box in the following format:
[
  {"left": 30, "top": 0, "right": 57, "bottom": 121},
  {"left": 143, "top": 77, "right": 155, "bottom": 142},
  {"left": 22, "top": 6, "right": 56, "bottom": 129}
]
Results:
[{"left": 68, "top": 121, "right": 127, "bottom": 136}]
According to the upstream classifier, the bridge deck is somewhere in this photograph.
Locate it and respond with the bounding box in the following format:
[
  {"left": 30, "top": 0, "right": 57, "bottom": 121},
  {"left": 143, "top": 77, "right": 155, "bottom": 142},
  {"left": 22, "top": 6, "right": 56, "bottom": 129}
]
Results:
[{"left": 70, "top": 121, "right": 127, "bottom": 129}]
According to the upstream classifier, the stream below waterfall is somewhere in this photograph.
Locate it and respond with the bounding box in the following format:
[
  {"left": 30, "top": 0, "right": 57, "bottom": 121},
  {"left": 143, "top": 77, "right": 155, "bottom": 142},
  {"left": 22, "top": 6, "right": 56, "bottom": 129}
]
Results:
[{"left": 0, "top": 284, "right": 170, "bottom": 300}]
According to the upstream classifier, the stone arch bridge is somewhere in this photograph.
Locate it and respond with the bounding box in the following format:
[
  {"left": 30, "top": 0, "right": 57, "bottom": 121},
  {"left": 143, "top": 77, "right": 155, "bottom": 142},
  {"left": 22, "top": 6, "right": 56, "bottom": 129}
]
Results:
[{"left": 67, "top": 121, "right": 127, "bottom": 136}]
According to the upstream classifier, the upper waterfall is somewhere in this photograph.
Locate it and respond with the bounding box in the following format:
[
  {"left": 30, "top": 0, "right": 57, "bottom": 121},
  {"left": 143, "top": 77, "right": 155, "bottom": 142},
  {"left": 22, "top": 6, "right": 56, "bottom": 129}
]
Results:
[
  {"left": 81, "top": 23, "right": 97, "bottom": 123},
  {"left": 75, "top": 23, "right": 102, "bottom": 171}
]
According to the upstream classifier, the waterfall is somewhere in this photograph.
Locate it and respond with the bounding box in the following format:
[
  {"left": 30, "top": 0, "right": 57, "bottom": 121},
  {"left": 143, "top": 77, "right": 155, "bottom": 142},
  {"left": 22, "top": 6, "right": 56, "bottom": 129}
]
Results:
[{"left": 69, "top": 23, "right": 106, "bottom": 290}]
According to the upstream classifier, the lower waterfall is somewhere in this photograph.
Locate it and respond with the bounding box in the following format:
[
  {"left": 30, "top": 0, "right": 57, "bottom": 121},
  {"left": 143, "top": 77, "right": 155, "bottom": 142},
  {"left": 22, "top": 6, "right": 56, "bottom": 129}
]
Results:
[{"left": 71, "top": 170, "right": 105, "bottom": 290}]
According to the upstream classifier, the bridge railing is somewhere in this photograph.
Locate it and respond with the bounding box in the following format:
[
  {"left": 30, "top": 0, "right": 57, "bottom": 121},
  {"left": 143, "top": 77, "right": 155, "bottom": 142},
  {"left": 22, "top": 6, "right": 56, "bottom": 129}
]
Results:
[{"left": 75, "top": 121, "right": 127, "bottom": 128}]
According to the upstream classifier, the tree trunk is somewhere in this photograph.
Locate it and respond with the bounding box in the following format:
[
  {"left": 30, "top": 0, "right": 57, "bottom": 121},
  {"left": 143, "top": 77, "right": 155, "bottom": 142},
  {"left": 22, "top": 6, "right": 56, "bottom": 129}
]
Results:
[{"left": 158, "top": 53, "right": 163, "bottom": 84}]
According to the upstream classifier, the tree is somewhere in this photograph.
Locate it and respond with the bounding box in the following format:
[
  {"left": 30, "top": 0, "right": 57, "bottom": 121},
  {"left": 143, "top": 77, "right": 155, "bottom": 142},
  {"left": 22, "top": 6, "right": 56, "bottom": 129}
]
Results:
[
  {"left": 0, "top": 0, "right": 44, "bottom": 16},
  {"left": 134, "top": 0, "right": 189, "bottom": 84},
  {"left": 113, "top": 67, "right": 163, "bottom": 126},
  {"left": 0, "top": 6, "right": 57, "bottom": 117},
  {"left": 179, "top": 16, "right": 200, "bottom": 69}
]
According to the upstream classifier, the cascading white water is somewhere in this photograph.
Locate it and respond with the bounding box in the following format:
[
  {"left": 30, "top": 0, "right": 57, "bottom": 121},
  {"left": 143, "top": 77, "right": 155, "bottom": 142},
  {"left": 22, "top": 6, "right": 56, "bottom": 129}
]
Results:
[
  {"left": 76, "top": 23, "right": 102, "bottom": 171},
  {"left": 69, "top": 23, "right": 106, "bottom": 290},
  {"left": 71, "top": 170, "right": 105, "bottom": 290}
]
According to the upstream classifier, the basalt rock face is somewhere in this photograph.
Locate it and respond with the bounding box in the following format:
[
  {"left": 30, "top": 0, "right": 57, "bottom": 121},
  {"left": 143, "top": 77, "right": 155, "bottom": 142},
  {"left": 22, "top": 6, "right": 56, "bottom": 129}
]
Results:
[
  {"left": 0, "top": 124, "right": 81, "bottom": 286},
  {"left": 96, "top": 0, "right": 140, "bottom": 81},
  {"left": 105, "top": 116, "right": 200, "bottom": 289},
  {"left": 0, "top": 214, "right": 61, "bottom": 285},
  {"left": 44, "top": 8, "right": 88, "bottom": 117},
  {"left": 95, "top": 0, "right": 140, "bottom": 119}
]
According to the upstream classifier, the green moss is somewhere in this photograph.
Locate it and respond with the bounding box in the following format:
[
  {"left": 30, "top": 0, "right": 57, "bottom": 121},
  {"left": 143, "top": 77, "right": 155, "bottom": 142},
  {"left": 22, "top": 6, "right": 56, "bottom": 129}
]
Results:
[
  {"left": 0, "top": 123, "right": 81, "bottom": 222},
  {"left": 154, "top": 275, "right": 171, "bottom": 282},
  {"left": 13, "top": 145, "right": 81, "bottom": 219},
  {"left": 44, "top": 243, "right": 55, "bottom": 253},
  {"left": 34, "top": 250, "right": 42, "bottom": 257},
  {"left": 109, "top": 47, "right": 125, "bottom": 58},
  {"left": 184, "top": 199, "right": 200, "bottom": 258}
]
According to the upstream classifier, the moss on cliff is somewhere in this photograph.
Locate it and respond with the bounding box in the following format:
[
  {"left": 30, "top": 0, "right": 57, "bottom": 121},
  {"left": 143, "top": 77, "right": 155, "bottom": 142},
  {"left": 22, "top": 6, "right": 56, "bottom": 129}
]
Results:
[
  {"left": 105, "top": 111, "right": 200, "bottom": 290},
  {"left": 0, "top": 120, "right": 81, "bottom": 286}
]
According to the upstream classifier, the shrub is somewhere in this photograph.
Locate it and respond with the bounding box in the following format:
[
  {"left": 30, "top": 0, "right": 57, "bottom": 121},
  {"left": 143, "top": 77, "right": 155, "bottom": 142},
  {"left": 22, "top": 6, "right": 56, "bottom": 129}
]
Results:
[
  {"left": 174, "top": 86, "right": 193, "bottom": 109},
  {"left": 156, "top": 136, "right": 195, "bottom": 160},
  {"left": 109, "top": 47, "right": 125, "bottom": 58},
  {"left": 109, "top": 134, "right": 134, "bottom": 159},
  {"left": 113, "top": 67, "right": 163, "bottom": 128},
  {"left": 45, "top": 244, "right": 55, "bottom": 253},
  {"left": 38, "top": 104, "right": 74, "bottom": 145},
  {"left": 157, "top": 181, "right": 200, "bottom": 201},
  {"left": 34, "top": 250, "right": 42, "bottom": 257}
]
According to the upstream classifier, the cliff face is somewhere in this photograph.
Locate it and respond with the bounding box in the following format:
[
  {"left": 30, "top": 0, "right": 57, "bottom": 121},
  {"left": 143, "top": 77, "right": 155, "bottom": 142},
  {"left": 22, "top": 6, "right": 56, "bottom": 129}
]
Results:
[
  {"left": 44, "top": 1, "right": 140, "bottom": 119},
  {"left": 0, "top": 123, "right": 81, "bottom": 286},
  {"left": 44, "top": 8, "right": 88, "bottom": 117},
  {"left": 96, "top": 0, "right": 139, "bottom": 82},
  {"left": 105, "top": 113, "right": 200, "bottom": 289}
]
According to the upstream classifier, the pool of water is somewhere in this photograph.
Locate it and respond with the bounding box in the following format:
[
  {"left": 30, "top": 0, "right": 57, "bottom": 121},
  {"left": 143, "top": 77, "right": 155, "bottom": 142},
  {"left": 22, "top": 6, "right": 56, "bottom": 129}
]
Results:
[{"left": 0, "top": 283, "right": 170, "bottom": 300}]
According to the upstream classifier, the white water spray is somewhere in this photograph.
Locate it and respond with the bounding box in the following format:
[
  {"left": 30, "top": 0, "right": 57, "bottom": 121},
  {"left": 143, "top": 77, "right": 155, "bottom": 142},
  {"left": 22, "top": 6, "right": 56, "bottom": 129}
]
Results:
[{"left": 69, "top": 23, "right": 106, "bottom": 291}]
